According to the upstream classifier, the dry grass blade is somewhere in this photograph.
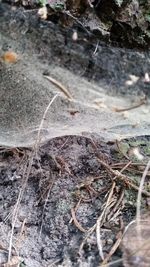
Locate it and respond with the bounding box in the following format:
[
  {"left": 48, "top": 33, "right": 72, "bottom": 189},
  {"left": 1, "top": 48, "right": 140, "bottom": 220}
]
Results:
[
  {"left": 36, "top": 94, "right": 58, "bottom": 144},
  {"left": 107, "top": 189, "right": 124, "bottom": 221},
  {"left": 7, "top": 161, "right": 29, "bottom": 263},
  {"left": 44, "top": 75, "right": 73, "bottom": 99},
  {"left": 113, "top": 98, "right": 146, "bottom": 112},
  {"left": 7, "top": 94, "right": 58, "bottom": 264},
  {"left": 96, "top": 181, "right": 116, "bottom": 261},
  {"left": 112, "top": 162, "right": 150, "bottom": 177},
  {"left": 101, "top": 231, "right": 123, "bottom": 266}
]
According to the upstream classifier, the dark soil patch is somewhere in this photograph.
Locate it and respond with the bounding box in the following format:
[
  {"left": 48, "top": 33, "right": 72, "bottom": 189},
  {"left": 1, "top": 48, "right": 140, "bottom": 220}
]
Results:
[
  {"left": 1, "top": 2, "right": 150, "bottom": 99},
  {"left": 0, "top": 135, "right": 149, "bottom": 267},
  {"left": 2, "top": 0, "right": 150, "bottom": 48}
]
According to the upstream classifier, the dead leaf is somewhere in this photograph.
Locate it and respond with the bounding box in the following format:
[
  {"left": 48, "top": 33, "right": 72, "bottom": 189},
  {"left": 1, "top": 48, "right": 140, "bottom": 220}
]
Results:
[{"left": 2, "top": 51, "right": 19, "bottom": 63}]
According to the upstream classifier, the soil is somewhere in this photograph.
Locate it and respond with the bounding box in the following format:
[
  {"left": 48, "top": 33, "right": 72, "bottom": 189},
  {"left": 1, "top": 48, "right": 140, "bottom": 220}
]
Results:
[
  {"left": 0, "top": 135, "right": 149, "bottom": 267},
  {"left": 0, "top": 2, "right": 150, "bottom": 267}
]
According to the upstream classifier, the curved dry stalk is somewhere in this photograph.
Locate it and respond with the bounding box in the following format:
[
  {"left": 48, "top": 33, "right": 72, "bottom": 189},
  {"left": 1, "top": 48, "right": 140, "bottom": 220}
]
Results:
[
  {"left": 96, "top": 182, "right": 116, "bottom": 261},
  {"left": 136, "top": 159, "right": 150, "bottom": 239},
  {"left": 101, "top": 231, "right": 123, "bottom": 266},
  {"left": 7, "top": 94, "right": 58, "bottom": 264},
  {"left": 44, "top": 75, "right": 73, "bottom": 99}
]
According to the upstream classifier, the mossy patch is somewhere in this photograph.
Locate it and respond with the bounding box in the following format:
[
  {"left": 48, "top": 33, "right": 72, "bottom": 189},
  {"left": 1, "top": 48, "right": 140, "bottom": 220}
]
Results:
[{"left": 115, "top": 136, "right": 150, "bottom": 161}]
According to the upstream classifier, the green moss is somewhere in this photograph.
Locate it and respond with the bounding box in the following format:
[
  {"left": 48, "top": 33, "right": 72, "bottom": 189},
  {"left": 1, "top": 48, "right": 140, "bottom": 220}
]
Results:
[
  {"left": 127, "top": 140, "right": 147, "bottom": 146},
  {"left": 143, "top": 145, "right": 150, "bottom": 156},
  {"left": 127, "top": 139, "right": 150, "bottom": 157},
  {"left": 145, "top": 14, "right": 150, "bottom": 22},
  {"left": 125, "top": 189, "right": 145, "bottom": 208},
  {"left": 118, "top": 142, "right": 130, "bottom": 156},
  {"left": 38, "top": 0, "right": 47, "bottom": 6},
  {"left": 125, "top": 189, "right": 137, "bottom": 207}
]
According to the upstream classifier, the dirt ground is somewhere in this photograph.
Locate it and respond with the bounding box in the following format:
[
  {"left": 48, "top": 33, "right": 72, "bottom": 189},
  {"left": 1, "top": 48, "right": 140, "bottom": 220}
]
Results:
[
  {"left": 0, "top": 2, "right": 150, "bottom": 267},
  {"left": 0, "top": 135, "right": 150, "bottom": 267}
]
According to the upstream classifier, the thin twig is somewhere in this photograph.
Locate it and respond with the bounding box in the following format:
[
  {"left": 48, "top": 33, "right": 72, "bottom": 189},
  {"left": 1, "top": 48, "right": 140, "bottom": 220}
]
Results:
[
  {"left": 107, "top": 189, "right": 124, "bottom": 221},
  {"left": 69, "top": 198, "right": 82, "bottom": 224},
  {"left": 101, "top": 231, "right": 123, "bottom": 266},
  {"left": 8, "top": 153, "right": 32, "bottom": 263},
  {"left": 111, "top": 162, "right": 147, "bottom": 168},
  {"left": 116, "top": 160, "right": 132, "bottom": 175},
  {"left": 71, "top": 208, "right": 87, "bottom": 233},
  {"left": 96, "top": 182, "right": 116, "bottom": 261},
  {"left": 96, "top": 157, "right": 150, "bottom": 197}
]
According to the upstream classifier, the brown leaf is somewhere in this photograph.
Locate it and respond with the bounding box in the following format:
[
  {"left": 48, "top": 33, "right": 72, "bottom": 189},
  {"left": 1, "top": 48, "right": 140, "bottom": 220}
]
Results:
[{"left": 2, "top": 51, "right": 19, "bottom": 64}]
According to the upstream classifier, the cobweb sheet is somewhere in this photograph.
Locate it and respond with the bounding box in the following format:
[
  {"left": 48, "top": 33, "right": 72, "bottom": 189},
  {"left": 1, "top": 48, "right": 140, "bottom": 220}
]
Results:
[
  {"left": 0, "top": 58, "right": 150, "bottom": 147},
  {"left": 0, "top": 6, "right": 150, "bottom": 147}
]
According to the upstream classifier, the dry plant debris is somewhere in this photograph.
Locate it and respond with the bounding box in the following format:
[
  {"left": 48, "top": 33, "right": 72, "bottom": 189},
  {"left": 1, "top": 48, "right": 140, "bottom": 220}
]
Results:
[
  {"left": 113, "top": 98, "right": 147, "bottom": 113},
  {"left": 3, "top": 95, "right": 58, "bottom": 266},
  {"left": 70, "top": 137, "right": 150, "bottom": 266},
  {"left": 43, "top": 75, "right": 73, "bottom": 99},
  {"left": 1, "top": 51, "right": 19, "bottom": 64},
  {"left": 0, "top": 135, "right": 150, "bottom": 266}
]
